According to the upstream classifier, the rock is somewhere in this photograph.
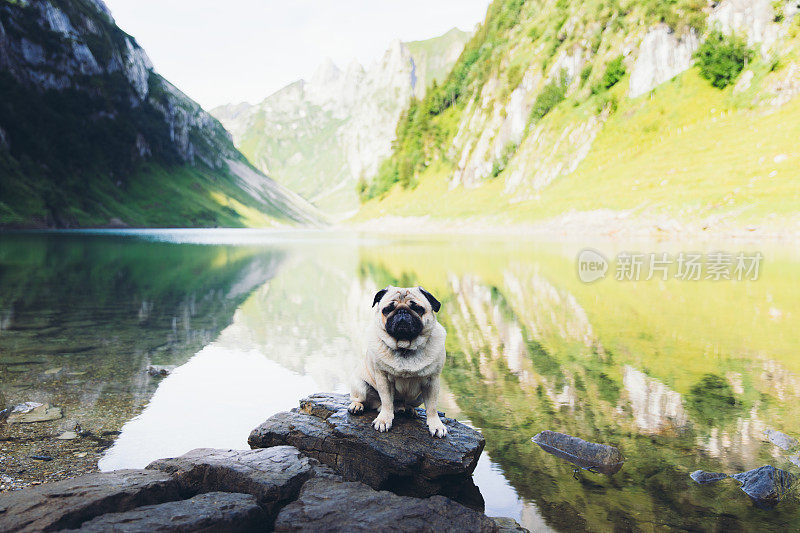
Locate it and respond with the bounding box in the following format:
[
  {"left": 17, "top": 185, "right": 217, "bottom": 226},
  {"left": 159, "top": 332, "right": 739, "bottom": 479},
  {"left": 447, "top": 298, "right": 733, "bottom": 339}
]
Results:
[
  {"left": 7, "top": 402, "right": 63, "bottom": 423},
  {"left": 106, "top": 218, "right": 129, "bottom": 228},
  {"left": 491, "top": 517, "right": 529, "bottom": 532},
  {"left": 629, "top": 25, "right": 699, "bottom": 98},
  {"left": 532, "top": 430, "right": 625, "bottom": 475},
  {"left": 61, "top": 492, "right": 267, "bottom": 532},
  {"left": 273, "top": 478, "right": 499, "bottom": 532},
  {"left": 731, "top": 465, "right": 797, "bottom": 507},
  {"left": 0, "top": 469, "right": 180, "bottom": 532},
  {"left": 248, "top": 392, "right": 486, "bottom": 509},
  {"left": 710, "top": 0, "right": 778, "bottom": 54},
  {"left": 791, "top": 455, "right": 800, "bottom": 468},
  {"left": 764, "top": 429, "right": 798, "bottom": 451},
  {"left": 690, "top": 470, "right": 729, "bottom": 485},
  {"left": 146, "top": 365, "right": 175, "bottom": 377},
  {"left": 57, "top": 431, "right": 79, "bottom": 440},
  {"left": 734, "top": 69, "right": 755, "bottom": 93},
  {"left": 147, "top": 446, "right": 336, "bottom": 521}
]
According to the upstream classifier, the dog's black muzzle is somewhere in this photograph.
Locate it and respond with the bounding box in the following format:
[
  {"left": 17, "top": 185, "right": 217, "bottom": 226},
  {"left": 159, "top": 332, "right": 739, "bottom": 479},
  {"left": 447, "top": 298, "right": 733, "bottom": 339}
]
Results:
[{"left": 385, "top": 308, "right": 423, "bottom": 341}]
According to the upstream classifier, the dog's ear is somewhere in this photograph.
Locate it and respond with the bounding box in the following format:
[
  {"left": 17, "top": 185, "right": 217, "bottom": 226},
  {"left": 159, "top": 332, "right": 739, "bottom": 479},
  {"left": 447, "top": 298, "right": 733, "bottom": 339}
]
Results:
[
  {"left": 418, "top": 287, "right": 441, "bottom": 313},
  {"left": 372, "top": 287, "right": 389, "bottom": 307}
]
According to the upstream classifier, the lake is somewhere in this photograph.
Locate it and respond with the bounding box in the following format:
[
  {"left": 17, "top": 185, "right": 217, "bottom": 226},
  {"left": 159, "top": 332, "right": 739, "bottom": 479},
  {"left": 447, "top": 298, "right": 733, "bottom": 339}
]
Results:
[{"left": 1, "top": 229, "right": 798, "bottom": 531}]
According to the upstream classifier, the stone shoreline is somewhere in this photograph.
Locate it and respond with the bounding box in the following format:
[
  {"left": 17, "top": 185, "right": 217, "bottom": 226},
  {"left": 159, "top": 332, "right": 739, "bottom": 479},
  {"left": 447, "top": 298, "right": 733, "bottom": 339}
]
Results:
[{"left": 0, "top": 393, "right": 527, "bottom": 532}]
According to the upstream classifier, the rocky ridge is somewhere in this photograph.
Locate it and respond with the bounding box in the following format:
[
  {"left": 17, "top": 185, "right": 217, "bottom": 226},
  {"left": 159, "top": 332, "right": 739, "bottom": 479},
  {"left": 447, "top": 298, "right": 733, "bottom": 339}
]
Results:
[
  {"left": 451, "top": 0, "right": 793, "bottom": 196},
  {"left": 212, "top": 28, "right": 471, "bottom": 215},
  {"left": 0, "top": 0, "right": 319, "bottom": 227}
]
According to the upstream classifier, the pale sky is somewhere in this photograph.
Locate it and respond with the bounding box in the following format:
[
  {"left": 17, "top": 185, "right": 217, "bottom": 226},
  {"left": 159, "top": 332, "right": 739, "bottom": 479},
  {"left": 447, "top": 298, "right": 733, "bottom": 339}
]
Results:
[{"left": 103, "top": 0, "right": 491, "bottom": 110}]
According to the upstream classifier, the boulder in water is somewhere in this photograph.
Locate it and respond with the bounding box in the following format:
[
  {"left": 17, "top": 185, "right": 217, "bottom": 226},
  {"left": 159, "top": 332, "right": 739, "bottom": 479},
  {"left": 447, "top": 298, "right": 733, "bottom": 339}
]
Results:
[
  {"left": 273, "top": 478, "right": 499, "bottom": 533},
  {"left": 248, "top": 392, "right": 486, "bottom": 509},
  {"left": 764, "top": 429, "right": 798, "bottom": 451},
  {"left": 732, "top": 465, "right": 797, "bottom": 508},
  {"left": 531, "top": 430, "right": 624, "bottom": 475}
]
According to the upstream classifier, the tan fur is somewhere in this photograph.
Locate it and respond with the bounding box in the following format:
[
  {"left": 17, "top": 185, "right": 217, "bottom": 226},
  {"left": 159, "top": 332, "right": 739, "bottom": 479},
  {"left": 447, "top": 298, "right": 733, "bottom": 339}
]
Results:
[{"left": 349, "top": 286, "right": 448, "bottom": 438}]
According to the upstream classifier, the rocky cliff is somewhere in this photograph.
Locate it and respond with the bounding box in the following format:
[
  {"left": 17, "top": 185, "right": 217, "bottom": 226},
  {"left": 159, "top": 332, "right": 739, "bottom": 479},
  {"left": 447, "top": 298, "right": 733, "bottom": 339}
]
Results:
[
  {"left": 357, "top": 0, "right": 800, "bottom": 236},
  {"left": 0, "top": 0, "right": 320, "bottom": 228},
  {"left": 212, "top": 28, "right": 470, "bottom": 216}
]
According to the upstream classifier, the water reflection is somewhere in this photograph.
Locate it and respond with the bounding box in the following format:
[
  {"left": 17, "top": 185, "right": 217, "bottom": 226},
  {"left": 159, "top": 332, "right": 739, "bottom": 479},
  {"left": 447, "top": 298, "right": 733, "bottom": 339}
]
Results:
[
  {"left": 0, "top": 233, "right": 284, "bottom": 435},
  {"left": 2, "top": 231, "right": 799, "bottom": 531}
]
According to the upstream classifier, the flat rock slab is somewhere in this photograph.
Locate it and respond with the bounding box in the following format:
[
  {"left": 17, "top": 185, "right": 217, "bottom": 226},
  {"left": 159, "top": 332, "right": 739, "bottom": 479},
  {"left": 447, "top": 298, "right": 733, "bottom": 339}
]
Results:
[
  {"left": 61, "top": 491, "right": 266, "bottom": 532},
  {"left": 732, "top": 465, "right": 797, "bottom": 508},
  {"left": 248, "top": 392, "right": 485, "bottom": 509},
  {"left": 147, "top": 446, "right": 337, "bottom": 521},
  {"left": 274, "top": 478, "right": 499, "bottom": 532},
  {"left": 0, "top": 469, "right": 180, "bottom": 532},
  {"left": 6, "top": 402, "right": 63, "bottom": 423}
]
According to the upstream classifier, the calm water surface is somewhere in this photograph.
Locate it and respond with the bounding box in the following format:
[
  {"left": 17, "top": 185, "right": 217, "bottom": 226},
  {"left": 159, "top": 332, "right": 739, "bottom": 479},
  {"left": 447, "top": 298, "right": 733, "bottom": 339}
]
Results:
[{"left": 1, "top": 230, "right": 799, "bottom": 531}]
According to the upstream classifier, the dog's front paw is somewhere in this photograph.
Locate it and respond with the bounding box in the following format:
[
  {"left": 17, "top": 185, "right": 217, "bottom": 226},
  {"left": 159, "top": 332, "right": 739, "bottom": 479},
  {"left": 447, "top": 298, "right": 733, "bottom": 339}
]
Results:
[
  {"left": 348, "top": 401, "right": 364, "bottom": 415},
  {"left": 427, "top": 417, "right": 448, "bottom": 438},
  {"left": 373, "top": 412, "right": 394, "bottom": 432}
]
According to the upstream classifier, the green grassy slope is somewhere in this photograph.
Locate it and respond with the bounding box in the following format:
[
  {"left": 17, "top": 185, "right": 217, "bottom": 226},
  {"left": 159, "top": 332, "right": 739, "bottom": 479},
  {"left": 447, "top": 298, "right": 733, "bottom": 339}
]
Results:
[{"left": 355, "top": 0, "right": 800, "bottom": 234}]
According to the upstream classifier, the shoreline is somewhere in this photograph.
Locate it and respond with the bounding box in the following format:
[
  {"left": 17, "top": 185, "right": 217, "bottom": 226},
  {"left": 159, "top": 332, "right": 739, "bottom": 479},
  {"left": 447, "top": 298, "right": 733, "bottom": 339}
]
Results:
[
  {"left": 2, "top": 210, "right": 800, "bottom": 242},
  {"left": 341, "top": 211, "right": 800, "bottom": 242}
]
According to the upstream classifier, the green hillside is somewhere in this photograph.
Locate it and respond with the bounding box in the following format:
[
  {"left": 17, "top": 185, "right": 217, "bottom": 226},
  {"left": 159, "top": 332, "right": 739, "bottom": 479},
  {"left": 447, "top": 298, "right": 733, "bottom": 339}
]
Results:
[
  {"left": 356, "top": 0, "right": 800, "bottom": 235},
  {"left": 0, "top": 0, "right": 318, "bottom": 228}
]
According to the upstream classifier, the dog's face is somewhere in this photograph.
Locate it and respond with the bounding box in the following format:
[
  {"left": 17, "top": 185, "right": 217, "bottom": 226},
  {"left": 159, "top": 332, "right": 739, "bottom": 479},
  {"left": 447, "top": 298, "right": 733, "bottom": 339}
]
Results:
[{"left": 372, "top": 286, "right": 441, "bottom": 349}]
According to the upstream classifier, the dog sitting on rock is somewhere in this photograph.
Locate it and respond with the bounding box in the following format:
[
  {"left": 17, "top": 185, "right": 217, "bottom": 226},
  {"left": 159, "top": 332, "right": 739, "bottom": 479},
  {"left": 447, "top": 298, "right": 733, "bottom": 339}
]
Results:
[{"left": 348, "top": 286, "right": 448, "bottom": 438}]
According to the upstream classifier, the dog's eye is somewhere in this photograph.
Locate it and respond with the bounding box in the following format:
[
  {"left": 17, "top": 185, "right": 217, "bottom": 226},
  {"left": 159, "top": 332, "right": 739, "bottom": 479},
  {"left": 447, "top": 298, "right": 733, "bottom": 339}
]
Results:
[
  {"left": 409, "top": 302, "right": 425, "bottom": 314},
  {"left": 382, "top": 303, "right": 395, "bottom": 316}
]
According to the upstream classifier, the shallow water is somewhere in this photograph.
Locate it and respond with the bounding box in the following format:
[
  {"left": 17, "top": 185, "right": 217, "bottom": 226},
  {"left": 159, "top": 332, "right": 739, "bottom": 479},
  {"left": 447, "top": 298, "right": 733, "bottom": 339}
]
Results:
[{"left": 1, "top": 230, "right": 799, "bottom": 531}]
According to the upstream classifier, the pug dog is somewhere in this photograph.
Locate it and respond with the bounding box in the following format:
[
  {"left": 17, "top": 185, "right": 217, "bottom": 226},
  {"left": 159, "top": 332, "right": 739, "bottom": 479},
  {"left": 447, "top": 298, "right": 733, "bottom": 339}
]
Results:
[{"left": 348, "top": 286, "right": 448, "bottom": 438}]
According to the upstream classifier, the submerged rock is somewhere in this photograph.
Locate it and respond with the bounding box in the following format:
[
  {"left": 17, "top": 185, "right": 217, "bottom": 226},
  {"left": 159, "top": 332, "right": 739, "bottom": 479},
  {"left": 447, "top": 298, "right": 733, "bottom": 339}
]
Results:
[
  {"left": 764, "top": 429, "right": 798, "bottom": 451},
  {"left": 273, "top": 477, "right": 499, "bottom": 533},
  {"left": 790, "top": 455, "right": 800, "bottom": 468},
  {"left": 248, "top": 392, "right": 486, "bottom": 510},
  {"left": 61, "top": 492, "right": 266, "bottom": 533},
  {"left": 491, "top": 516, "right": 530, "bottom": 532},
  {"left": 690, "top": 470, "right": 729, "bottom": 485},
  {"left": 146, "top": 365, "right": 175, "bottom": 377},
  {"left": 6, "top": 402, "right": 63, "bottom": 423},
  {"left": 732, "top": 465, "right": 797, "bottom": 508},
  {"left": 531, "top": 430, "right": 624, "bottom": 475}
]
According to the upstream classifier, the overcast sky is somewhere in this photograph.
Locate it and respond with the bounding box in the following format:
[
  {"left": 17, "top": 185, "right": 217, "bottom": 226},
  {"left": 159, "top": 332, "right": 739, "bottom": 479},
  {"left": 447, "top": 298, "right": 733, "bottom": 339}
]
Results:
[{"left": 103, "top": 0, "right": 491, "bottom": 110}]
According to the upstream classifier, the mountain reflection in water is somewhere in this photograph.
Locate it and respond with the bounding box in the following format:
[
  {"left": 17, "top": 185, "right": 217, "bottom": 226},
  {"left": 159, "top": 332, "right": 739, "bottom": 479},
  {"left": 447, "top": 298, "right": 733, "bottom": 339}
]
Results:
[{"left": 1, "top": 230, "right": 799, "bottom": 532}]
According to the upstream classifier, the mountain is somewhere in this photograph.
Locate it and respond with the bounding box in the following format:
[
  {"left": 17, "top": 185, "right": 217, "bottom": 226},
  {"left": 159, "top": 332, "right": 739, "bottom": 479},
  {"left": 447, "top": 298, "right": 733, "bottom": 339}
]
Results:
[
  {"left": 356, "top": 0, "right": 800, "bottom": 236},
  {"left": 0, "top": 0, "right": 320, "bottom": 228},
  {"left": 212, "top": 28, "right": 471, "bottom": 216}
]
